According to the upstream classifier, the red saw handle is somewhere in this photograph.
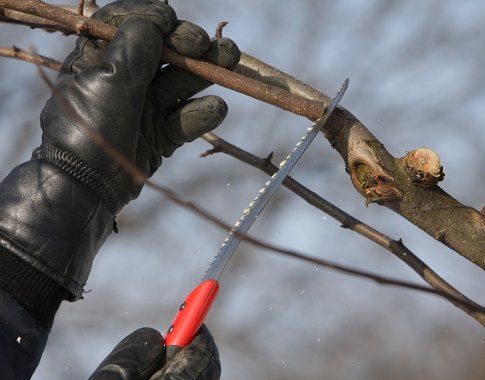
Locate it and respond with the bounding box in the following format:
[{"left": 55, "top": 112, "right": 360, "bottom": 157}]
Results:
[{"left": 165, "top": 279, "right": 219, "bottom": 348}]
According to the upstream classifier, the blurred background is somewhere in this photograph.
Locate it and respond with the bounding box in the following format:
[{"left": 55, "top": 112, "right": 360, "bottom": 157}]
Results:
[{"left": 1, "top": 0, "right": 485, "bottom": 379}]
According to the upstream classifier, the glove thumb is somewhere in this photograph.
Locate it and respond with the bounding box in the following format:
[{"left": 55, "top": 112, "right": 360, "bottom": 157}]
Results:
[{"left": 89, "top": 327, "right": 164, "bottom": 380}]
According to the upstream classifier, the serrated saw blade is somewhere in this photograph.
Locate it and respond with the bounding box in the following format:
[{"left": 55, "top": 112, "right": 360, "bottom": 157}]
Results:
[{"left": 202, "top": 78, "right": 349, "bottom": 281}]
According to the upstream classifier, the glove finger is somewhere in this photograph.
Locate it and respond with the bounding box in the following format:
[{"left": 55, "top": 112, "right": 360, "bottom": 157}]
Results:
[
  {"left": 151, "top": 324, "right": 221, "bottom": 380},
  {"left": 151, "top": 95, "right": 228, "bottom": 157},
  {"left": 164, "top": 20, "right": 211, "bottom": 58},
  {"left": 89, "top": 327, "right": 165, "bottom": 380},
  {"left": 48, "top": 17, "right": 165, "bottom": 170},
  {"left": 165, "top": 95, "right": 228, "bottom": 143},
  {"left": 154, "top": 37, "right": 241, "bottom": 108},
  {"left": 60, "top": 0, "right": 177, "bottom": 76},
  {"left": 100, "top": 17, "right": 164, "bottom": 88}
]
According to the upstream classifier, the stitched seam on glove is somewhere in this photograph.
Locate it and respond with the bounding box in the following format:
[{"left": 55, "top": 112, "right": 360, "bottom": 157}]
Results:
[{"left": 32, "top": 142, "right": 122, "bottom": 215}]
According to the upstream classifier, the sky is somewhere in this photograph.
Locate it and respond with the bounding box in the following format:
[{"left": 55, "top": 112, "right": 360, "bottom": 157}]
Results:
[{"left": 1, "top": 0, "right": 485, "bottom": 379}]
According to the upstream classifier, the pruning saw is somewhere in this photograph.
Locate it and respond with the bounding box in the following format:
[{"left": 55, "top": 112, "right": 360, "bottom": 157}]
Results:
[{"left": 165, "top": 79, "right": 349, "bottom": 351}]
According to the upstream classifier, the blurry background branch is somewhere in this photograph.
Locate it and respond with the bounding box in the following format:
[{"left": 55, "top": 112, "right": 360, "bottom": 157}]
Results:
[{"left": 0, "top": 45, "right": 61, "bottom": 70}]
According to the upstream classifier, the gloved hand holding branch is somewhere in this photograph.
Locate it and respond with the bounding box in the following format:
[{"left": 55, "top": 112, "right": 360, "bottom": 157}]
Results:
[{"left": 0, "top": 1, "right": 240, "bottom": 378}]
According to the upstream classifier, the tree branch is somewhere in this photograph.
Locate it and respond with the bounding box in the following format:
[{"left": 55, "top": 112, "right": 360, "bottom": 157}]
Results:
[
  {"left": 0, "top": 0, "right": 484, "bottom": 270},
  {"left": 0, "top": 0, "right": 97, "bottom": 32},
  {"left": 0, "top": 45, "right": 61, "bottom": 70}
]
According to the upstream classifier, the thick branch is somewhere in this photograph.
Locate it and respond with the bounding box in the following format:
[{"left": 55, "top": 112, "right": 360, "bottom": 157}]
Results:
[
  {"left": 1, "top": 0, "right": 484, "bottom": 270},
  {"left": 237, "top": 54, "right": 485, "bottom": 270}
]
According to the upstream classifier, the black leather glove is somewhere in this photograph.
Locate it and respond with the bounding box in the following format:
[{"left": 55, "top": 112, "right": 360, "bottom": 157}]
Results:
[
  {"left": 39, "top": 0, "right": 240, "bottom": 214},
  {"left": 89, "top": 325, "right": 220, "bottom": 380},
  {"left": 0, "top": 0, "right": 240, "bottom": 329}
]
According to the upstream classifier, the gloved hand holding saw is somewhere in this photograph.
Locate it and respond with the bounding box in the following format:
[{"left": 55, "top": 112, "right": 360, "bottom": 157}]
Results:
[
  {"left": 89, "top": 325, "right": 220, "bottom": 380},
  {"left": 0, "top": 0, "right": 239, "bottom": 378}
]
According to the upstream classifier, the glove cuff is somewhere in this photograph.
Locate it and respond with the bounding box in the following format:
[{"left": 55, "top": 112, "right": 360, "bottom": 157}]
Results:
[
  {"left": 0, "top": 160, "right": 113, "bottom": 302},
  {"left": 0, "top": 248, "right": 67, "bottom": 329},
  {"left": 33, "top": 140, "right": 124, "bottom": 215}
]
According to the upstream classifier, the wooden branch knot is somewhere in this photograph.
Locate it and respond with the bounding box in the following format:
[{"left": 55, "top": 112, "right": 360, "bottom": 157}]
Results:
[
  {"left": 347, "top": 141, "right": 402, "bottom": 205},
  {"left": 75, "top": 21, "right": 88, "bottom": 35}
]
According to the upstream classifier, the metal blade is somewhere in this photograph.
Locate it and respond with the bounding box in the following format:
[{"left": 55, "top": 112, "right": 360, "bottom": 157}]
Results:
[{"left": 203, "top": 79, "right": 349, "bottom": 281}]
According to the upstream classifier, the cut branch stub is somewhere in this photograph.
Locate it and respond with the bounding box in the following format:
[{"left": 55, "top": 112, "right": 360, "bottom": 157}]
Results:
[{"left": 403, "top": 147, "right": 444, "bottom": 187}]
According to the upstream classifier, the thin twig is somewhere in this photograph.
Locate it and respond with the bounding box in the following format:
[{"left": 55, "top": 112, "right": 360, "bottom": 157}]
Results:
[
  {"left": 0, "top": 46, "right": 61, "bottom": 70},
  {"left": 78, "top": 0, "right": 84, "bottom": 16},
  {"left": 214, "top": 21, "right": 228, "bottom": 39},
  {"left": 68, "top": 126, "right": 485, "bottom": 315}
]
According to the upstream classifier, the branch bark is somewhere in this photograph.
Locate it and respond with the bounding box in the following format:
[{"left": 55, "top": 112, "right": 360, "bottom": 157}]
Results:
[{"left": 0, "top": 0, "right": 484, "bottom": 271}]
